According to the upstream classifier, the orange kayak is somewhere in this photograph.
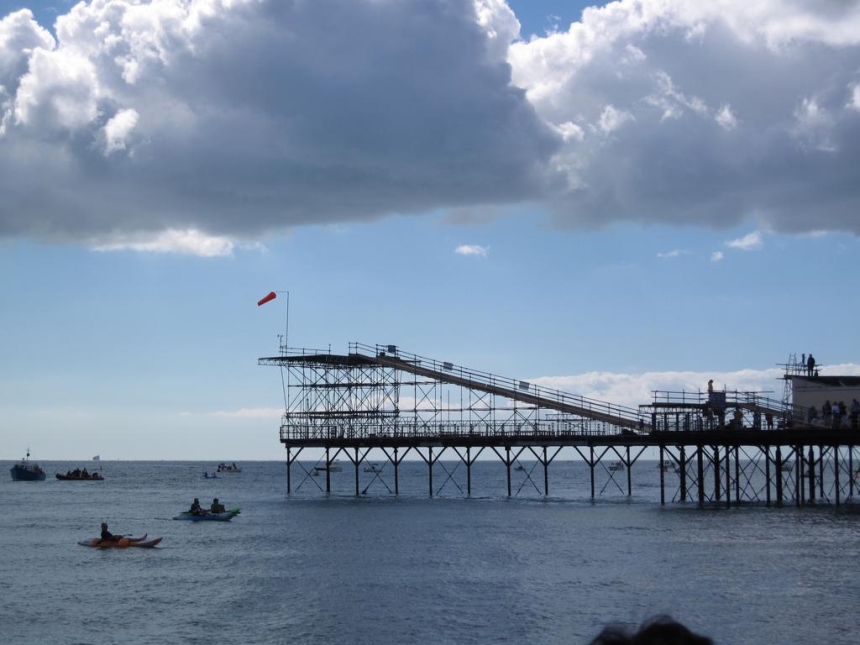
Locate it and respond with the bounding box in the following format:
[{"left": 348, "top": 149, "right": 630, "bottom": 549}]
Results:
[{"left": 78, "top": 535, "right": 162, "bottom": 548}]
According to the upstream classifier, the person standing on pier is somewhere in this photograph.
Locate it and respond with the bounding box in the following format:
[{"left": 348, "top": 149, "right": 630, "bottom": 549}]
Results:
[{"left": 807, "top": 353, "right": 816, "bottom": 377}]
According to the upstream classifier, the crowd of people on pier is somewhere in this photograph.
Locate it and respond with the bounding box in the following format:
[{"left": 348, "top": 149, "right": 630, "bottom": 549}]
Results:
[{"left": 807, "top": 398, "right": 860, "bottom": 429}]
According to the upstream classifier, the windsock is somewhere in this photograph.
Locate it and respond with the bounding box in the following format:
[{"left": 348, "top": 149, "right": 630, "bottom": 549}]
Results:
[{"left": 257, "top": 291, "right": 277, "bottom": 306}]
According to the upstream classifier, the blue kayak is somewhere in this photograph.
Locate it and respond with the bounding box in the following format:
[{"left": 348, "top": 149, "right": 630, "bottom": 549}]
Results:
[{"left": 173, "top": 508, "right": 240, "bottom": 522}]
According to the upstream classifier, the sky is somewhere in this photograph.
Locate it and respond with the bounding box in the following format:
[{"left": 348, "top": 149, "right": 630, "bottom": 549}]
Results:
[{"left": 2, "top": 0, "right": 860, "bottom": 461}]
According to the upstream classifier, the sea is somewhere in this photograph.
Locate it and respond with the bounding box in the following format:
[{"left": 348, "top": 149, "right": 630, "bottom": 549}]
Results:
[{"left": 1, "top": 459, "right": 858, "bottom": 645}]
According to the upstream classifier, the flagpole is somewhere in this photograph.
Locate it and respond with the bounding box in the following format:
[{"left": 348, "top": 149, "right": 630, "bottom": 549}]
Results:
[{"left": 277, "top": 290, "right": 290, "bottom": 355}]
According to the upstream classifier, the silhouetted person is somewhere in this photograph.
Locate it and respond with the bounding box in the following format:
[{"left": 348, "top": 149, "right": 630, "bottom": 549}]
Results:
[
  {"left": 99, "top": 522, "right": 120, "bottom": 543},
  {"left": 807, "top": 353, "right": 815, "bottom": 377},
  {"left": 589, "top": 616, "right": 713, "bottom": 645}
]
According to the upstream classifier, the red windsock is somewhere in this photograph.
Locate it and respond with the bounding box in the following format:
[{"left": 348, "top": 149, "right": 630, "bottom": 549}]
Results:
[{"left": 257, "top": 291, "right": 277, "bottom": 306}]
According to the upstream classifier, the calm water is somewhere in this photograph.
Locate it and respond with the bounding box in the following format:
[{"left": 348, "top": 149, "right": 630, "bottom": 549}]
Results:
[{"left": 1, "top": 460, "right": 858, "bottom": 644}]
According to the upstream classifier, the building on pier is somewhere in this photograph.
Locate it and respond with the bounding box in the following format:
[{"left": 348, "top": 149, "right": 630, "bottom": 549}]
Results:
[{"left": 259, "top": 344, "right": 860, "bottom": 505}]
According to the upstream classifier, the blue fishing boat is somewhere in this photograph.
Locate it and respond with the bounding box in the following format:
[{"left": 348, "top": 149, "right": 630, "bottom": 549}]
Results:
[{"left": 10, "top": 448, "right": 46, "bottom": 481}]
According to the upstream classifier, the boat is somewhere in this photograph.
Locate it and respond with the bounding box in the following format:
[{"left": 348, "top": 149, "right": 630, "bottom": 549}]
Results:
[
  {"left": 314, "top": 459, "right": 343, "bottom": 473},
  {"left": 514, "top": 465, "right": 526, "bottom": 472},
  {"left": 56, "top": 471, "right": 104, "bottom": 481},
  {"left": 10, "top": 449, "right": 46, "bottom": 481},
  {"left": 78, "top": 534, "right": 162, "bottom": 548},
  {"left": 363, "top": 463, "right": 383, "bottom": 473},
  {"left": 173, "top": 508, "right": 241, "bottom": 522},
  {"left": 608, "top": 461, "right": 625, "bottom": 471},
  {"left": 216, "top": 462, "right": 242, "bottom": 473},
  {"left": 780, "top": 461, "right": 795, "bottom": 472},
  {"left": 92, "top": 455, "right": 100, "bottom": 461},
  {"left": 203, "top": 471, "right": 219, "bottom": 479}
]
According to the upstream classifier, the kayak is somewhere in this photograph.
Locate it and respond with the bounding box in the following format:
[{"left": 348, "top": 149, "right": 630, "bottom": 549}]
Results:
[
  {"left": 172, "top": 508, "right": 240, "bottom": 522},
  {"left": 78, "top": 535, "right": 162, "bottom": 548}
]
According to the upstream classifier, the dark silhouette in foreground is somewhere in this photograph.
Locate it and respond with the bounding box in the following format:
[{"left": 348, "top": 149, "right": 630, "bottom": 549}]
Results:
[{"left": 589, "top": 616, "right": 713, "bottom": 645}]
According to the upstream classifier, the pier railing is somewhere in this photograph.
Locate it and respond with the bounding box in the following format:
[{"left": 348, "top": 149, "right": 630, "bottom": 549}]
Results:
[{"left": 349, "top": 343, "right": 648, "bottom": 432}]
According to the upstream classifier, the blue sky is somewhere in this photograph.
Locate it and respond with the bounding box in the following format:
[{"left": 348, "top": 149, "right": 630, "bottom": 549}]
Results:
[{"left": 2, "top": 0, "right": 860, "bottom": 460}]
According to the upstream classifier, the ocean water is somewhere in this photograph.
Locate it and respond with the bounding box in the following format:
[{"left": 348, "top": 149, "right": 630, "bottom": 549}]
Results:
[{"left": 1, "top": 460, "right": 858, "bottom": 645}]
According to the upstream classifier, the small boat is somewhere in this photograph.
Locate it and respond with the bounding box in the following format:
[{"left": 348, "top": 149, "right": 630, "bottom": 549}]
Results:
[
  {"left": 10, "top": 449, "right": 46, "bottom": 481},
  {"left": 56, "top": 471, "right": 104, "bottom": 481},
  {"left": 514, "top": 465, "right": 526, "bottom": 472},
  {"left": 780, "top": 461, "right": 795, "bottom": 472},
  {"left": 203, "top": 471, "right": 219, "bottom": 479},
  {"left": 363, "top": 463, "right": 383, "bottom": 473},
  {"left": 78, "top": 534, "right": 162, "bottom": 548},
  {"left": 314, "top": 460, "right": 343, "bottom": 473},
  {"left": 173, "top": 508, "right": 241, "bottom": 522},
  {"left": 608, "top": 461, "right": 625, "bottom": 471},
  {"left": 92, "top": 455, "right": 100, "bottom": 461},
  {"left": 216, "top": 463, "right": 242, "bottom": 473}
]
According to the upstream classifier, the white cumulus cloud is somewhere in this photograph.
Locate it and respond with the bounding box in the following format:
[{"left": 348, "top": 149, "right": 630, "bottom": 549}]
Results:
[
  {"left": 455, "top": 244, "right": 489, "bottom": 257},
  {"left": 1, "top": 0, "right": 860, "bottom": 253},
  {"left": 726, "top": 230, "right": 763, "bottom": 251}
]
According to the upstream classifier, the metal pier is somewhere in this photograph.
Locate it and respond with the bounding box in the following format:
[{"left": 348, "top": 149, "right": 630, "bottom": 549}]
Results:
[{"left": 259, "top": 343, "right": 860, "bottom": 505}]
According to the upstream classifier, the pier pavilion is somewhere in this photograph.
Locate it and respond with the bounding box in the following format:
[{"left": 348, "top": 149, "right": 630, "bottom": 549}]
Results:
[{"left": 259, "top": 344, "right": 860, "bottom": 506}]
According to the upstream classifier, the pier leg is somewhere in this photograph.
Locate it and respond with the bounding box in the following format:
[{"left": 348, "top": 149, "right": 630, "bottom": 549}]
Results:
[
  {"left": 626, "top": 446, "right": 632, "bottom": 496},
  {"left": 429, "top": 447, "right": 434, "bottom": 498},
  {"left": 354, "top": 447, "right": 360, "bottom": 497},
  {"left": 808, "top": 446, "right": 816, "bottom": 503},
  {"left": 286, "top": 447, "right": 292, "bottom": 495},
  {"left": 775, "top": 446, "right": 783, "bottom": 505},
  {"left": 467, "top": 447, "right": 472, "bottom": 497},
  {"left": 834, "top": 446, "right": 840, "bottom": 507},
  {"left": 394, "top": 447, "right": 400, "bottom": 496},
  {"left": 590, "top": 446, "right": 595, "bottom": 500},
  {"left": 659, "top": 446, "right": 665, "bottom": 505},
  {"left": 765, "top": 447, "right": 772, "bottom": 506},
  {"left": 325, "top": 447, "right": 331, "bottom": 493},
  {"left": 543, "top": 446, "right": 549, "bottom": 497},
  {"left": 819, "top": 445, "right": 825, "bottom": 499},
  {"left": 734, "top": 446, "right": 740, "bottom": 506},
  {"left": 724, "top": 448, "right": 730, "bottom": 508},
  {"left": 680, "top": 447, "right": 687, "bottom": 502},
  {"left": 505, "top": 446, "right": 512, "bottom": 498},
  {"left": 713, "top": 447, "right": 721, "bottom": 503},
  {"left": 697, "top": 448, "right": 705, "bottom": 506},
  {"left": 850, "top": 450, "right": 855, "bottom": 498},
  {"left": 796, "top": 446, "right": 802, "bottom": 507}
]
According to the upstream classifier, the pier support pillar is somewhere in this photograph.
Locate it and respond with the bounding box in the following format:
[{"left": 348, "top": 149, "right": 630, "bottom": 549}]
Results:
[
  {"left": 775, "top": 446, "right": 783, "bottom": 505},
  {"left": 428, "top": 447, "right": 434, "bottom": 498},
  {"left": 679, "top": 446, "right": 687, "bottom": 502},
  {"left": 714, "top": 446, "right": 721, "bottom": 503},
  {"left": 659, "top": 446, "right": 665, "bottom": 505},
  {"left": 697, "top": 448, "right": 705, "bottom": 506},
  {"left": 543, "top": 446, "right": 549, "bottom": 497},
  {"left": 505, "top": 446, "right": 512, "bottom": 497},
  {"left": 590, "top": 446, "right": 595, "bottom": 500},
  {"left": 467, "top": 447, "right": 472, "bottom": 497}
]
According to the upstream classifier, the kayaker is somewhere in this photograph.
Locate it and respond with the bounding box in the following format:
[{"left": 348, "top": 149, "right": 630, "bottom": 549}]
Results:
[
  {"left": 189, "top": 498, "right": 206, "bottom": 515},
  {"left": 211, "top": 498, "right": 226, "bottom": 513},
  {"left": 100, "top": 522, "right": 120, "bottom": 543}
]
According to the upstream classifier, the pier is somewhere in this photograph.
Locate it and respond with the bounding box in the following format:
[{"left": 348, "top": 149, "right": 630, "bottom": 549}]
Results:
[{"left": 259, "top": 344, "right": 860, "bottom": 505}]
